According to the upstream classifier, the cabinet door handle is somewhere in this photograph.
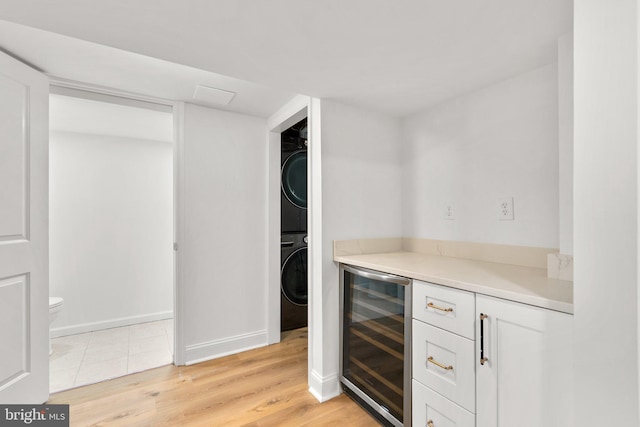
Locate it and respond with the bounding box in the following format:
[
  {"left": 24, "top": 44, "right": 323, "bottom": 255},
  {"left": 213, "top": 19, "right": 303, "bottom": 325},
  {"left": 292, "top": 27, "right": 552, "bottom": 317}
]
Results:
[
  {"left": 427, "top": 420, "right": 435, "bottom": 427},
  {"left": 427, "top": 302, "right": 453, "bottom": 313},
  {"left": 427, "top": 356, "right": 453, "bottom": 371},
  {"left": 480, "top": 313, "right": 489, "bottom": 365}
]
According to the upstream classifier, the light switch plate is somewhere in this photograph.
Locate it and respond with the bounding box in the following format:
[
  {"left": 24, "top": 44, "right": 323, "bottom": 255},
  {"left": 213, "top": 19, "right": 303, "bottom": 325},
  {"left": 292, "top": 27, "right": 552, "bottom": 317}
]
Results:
[
  {"left": 443, "top": 202, "right": 455, "bottom": 220},
  {"left": 498, "top": 197, "right": 514, "bottom": 220}
]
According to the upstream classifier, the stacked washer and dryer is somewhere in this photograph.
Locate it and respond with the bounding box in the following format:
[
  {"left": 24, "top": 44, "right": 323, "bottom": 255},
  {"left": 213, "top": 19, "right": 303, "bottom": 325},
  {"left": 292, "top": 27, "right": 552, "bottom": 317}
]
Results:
[{"left": 280, "top": 118, "right": 308, "bottom": 332}]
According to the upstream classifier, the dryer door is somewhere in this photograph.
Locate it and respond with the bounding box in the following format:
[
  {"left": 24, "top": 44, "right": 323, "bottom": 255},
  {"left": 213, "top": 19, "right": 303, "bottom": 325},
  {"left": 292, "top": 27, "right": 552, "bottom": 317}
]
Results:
[
  {"left": 281, "top": 150, "right": 307, "bottom": 209},
  {"left": 281, "top": 247, "right": 308, "bottom": 306}
]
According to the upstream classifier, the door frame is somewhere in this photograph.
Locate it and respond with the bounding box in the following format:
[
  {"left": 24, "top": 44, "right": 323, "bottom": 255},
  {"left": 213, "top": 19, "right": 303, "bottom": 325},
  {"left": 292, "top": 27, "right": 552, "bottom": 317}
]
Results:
[
  {"left": 266, "top": 95, "right": 326, "bottom": 400},
  {"left": 47, "top": 77, "right": 185, "bottom": 365}
]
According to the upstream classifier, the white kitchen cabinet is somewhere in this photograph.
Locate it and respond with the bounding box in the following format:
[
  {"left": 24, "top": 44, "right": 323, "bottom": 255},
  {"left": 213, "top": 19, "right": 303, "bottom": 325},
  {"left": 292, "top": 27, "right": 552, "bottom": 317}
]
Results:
[
  {"left": 413, "top": 380, "right": 475, "bottom": 427},
  {"left": 475, "top": 295, "right": 573, "bottom": 427},
  {"left": 412, "top": 280, "right": 477, "bottom": 426},
  {"left": 413, "top": 320, "right": 476, "bottom": 412},
  {"left": 412, "top": 281, "right": 574, "bottom": 427},
  {"left": 413, "top": 279, "right": 475, "bottom": 339}
]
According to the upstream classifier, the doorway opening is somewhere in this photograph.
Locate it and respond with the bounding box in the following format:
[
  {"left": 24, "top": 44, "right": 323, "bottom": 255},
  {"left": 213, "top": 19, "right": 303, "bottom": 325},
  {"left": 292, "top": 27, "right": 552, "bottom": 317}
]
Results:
[
  {"left": 280, "top": 118, "right": 308, "bottom": 334},
  {"left": 47, "top": 87, "right": 175, "bottom": 393}
]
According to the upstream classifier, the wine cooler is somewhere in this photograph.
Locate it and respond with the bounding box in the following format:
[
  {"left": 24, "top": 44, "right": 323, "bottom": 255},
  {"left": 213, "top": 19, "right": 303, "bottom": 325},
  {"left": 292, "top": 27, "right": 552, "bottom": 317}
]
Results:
[{"left": 340, "top": 264, "right": 411, "bottom": 427}]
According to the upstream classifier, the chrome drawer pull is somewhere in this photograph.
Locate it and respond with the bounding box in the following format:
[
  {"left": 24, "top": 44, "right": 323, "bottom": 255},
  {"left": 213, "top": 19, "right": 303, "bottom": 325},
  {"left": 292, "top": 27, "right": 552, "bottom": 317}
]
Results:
[
  {"left": 427, "top": 302, "right": 453, "bottom": 313},
  {"left": 427, "top": 420, "right": 435, "bottom": 427},
  {"left": 427, "top": 356, "right": 454, "bottom": 371}
]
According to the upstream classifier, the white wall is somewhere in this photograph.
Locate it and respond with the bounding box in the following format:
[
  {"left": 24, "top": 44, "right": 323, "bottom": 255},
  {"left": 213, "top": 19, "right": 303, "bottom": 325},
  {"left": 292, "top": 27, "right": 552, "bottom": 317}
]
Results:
[
  {"left": 310, "top": 99, "right": 403, "bottom": 400},
  {"left": 179, "top": 103, "right": 269, "bottom": 364},
  {"left": 49, "top": 131, "right": 174, "bottom": 335},
  {"left": 574, "top": 1, "right": 639, "bottom": 425},
  {"left": 402, "top": 64, "right": 559, "bottom": 249}
]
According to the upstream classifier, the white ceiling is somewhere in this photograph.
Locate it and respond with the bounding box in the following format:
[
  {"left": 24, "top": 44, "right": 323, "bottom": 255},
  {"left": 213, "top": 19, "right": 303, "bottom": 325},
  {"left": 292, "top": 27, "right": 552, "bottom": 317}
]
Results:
[
  {"left": 0, "top": 0, "right": 572, "bottom": 117},
  {"left": 0, "top": 20, "right": 296, "bottom": 118}
]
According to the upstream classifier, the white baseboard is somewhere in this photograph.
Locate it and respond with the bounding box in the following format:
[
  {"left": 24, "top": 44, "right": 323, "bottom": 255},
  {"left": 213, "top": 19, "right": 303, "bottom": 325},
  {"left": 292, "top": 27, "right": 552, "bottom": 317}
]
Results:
[
  {"left": 184, "top": 330, "right": 267, "bottom": 366},
  {"left": 50, "top": 311, "right": 174, "bottom": 337},
  {"left": 308, "top": 369, "right": 340, "bottom": 402}
]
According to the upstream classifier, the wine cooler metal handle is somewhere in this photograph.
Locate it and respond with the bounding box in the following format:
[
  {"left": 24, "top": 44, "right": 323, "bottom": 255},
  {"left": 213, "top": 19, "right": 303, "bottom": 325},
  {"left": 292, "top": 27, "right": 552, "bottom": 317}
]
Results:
[
  {"left": 480, "top": 313, "right": 488, "bottom": 365},
  {"left": 342, "top": 264, "right": 411, "bottom": 286}
]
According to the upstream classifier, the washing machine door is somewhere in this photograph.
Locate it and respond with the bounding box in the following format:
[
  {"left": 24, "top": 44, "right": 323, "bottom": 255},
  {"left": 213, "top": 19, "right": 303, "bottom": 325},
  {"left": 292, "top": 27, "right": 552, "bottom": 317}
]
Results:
[
  {"left": 281, "top": 247, "right": 308, "bottom": 306},
  {"left": 281, "top": 150, "right": 307, "bottom": 209}
]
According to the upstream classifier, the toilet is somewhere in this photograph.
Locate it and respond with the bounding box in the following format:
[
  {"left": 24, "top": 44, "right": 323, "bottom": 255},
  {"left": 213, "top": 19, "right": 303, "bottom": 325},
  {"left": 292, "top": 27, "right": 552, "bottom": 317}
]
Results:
[{"left": 48, "top": 297, "right": 64, "bottom": 355}]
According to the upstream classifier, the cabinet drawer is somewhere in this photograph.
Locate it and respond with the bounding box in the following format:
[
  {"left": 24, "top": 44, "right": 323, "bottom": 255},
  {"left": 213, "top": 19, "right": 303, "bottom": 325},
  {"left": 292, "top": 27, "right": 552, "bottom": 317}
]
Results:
[
  {"left": 413, "top": 280, "right": 475, "bottom": 339},
  {"left": 413, "top": 319, "right": 475, "bottom": 412},
  {"left": 413, "top": 379, "right": 475, "bottom": 427}
]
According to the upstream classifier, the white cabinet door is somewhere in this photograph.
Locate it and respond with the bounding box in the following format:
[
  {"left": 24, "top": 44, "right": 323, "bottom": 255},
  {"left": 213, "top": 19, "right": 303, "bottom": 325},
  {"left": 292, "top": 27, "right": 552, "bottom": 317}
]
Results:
[
  {"left": 0, "top": 51, "right": 49, "bottom": 403},
  {"left": 476, "top": 295, "right": 573, "bottom": 427}
]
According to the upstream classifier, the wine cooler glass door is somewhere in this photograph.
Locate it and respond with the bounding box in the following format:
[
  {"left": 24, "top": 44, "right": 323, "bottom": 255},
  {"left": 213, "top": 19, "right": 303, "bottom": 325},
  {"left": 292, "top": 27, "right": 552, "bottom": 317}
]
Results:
[{"left": 341, "top": 266, "right": 411, "bottom": 426}]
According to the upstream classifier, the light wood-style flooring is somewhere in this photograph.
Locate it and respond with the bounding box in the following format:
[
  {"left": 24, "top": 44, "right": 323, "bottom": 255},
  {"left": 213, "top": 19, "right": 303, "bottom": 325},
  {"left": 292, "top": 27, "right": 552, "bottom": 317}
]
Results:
[{"left": 48, "top": 328, "right": 378, "bottom": 426}]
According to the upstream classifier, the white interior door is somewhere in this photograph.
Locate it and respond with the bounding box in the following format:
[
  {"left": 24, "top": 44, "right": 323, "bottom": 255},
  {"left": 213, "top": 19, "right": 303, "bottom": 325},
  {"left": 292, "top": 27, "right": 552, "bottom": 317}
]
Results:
[{"left": 0, "top": 51, "right": 49, "bottom": 403}]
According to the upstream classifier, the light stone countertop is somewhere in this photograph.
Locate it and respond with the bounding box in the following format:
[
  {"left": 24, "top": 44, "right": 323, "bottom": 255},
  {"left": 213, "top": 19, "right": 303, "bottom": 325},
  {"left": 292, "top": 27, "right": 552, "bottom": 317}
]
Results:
[{"left": 334, "top": 250, "right": 573, "bottom": 314}]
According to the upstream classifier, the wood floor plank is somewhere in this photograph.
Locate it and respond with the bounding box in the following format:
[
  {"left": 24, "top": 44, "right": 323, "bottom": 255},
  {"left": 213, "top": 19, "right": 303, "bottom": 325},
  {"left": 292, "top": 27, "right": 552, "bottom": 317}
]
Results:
[{"left": 48, "top": 328, "right": 379, "bottom": 426}]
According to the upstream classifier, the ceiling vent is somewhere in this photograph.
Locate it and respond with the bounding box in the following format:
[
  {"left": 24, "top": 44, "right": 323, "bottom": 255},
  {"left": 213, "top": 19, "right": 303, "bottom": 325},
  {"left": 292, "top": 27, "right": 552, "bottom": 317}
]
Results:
[{"left": 192, "top": 85, "right": 236, "bottom": 106}]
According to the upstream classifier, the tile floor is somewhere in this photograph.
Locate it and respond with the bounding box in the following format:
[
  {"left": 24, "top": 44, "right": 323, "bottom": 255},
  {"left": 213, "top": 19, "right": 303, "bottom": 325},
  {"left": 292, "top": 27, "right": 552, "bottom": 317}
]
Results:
[{"left": 49, "top": 319, "right": 174, "bottom": 393}]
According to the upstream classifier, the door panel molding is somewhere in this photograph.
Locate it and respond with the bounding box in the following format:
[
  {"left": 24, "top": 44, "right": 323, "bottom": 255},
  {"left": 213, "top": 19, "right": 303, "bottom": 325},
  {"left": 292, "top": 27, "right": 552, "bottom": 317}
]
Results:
[
  {"left": 0, "top": 274, "right": 30, "bottom": 390},
  {"left": 0, "top": 71, "right": 30, "bottom": 241}
]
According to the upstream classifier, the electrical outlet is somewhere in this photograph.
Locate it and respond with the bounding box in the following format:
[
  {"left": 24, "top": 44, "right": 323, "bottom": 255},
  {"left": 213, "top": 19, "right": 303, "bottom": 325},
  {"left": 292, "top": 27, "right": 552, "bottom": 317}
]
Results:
[
  {"left": 498, "top": 197, "right": 514, "bottom": 220},
  {"left": 443, "top": 202, "right": 455, "bottom": 220}
]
